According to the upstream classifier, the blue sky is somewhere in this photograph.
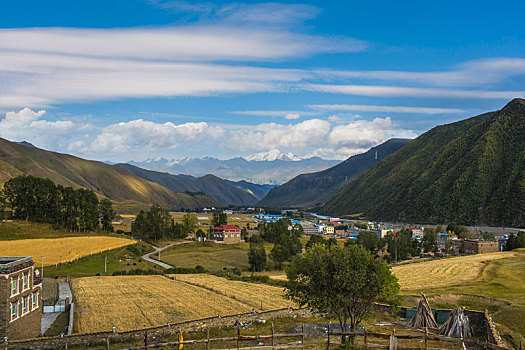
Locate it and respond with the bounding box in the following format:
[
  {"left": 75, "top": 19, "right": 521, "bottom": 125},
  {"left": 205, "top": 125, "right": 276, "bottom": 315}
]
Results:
[{"left": 0, "top": 0, "right": 523, "bottom": 161}]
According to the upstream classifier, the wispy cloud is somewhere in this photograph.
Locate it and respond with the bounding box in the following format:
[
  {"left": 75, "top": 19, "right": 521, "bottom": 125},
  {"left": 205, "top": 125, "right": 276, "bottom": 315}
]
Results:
[
  {"left": 230, "top": 110, "right": 317, "bottom": 118},
  {"left": 309, "top": 104, "right": 465, "bottom": 114},
  {"left": 304, "top": 84, "right": 525, "bottom": 99}
]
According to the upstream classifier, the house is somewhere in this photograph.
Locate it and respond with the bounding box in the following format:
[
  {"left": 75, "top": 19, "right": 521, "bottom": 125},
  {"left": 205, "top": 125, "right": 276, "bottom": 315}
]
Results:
[
  {"left": 1, "top": 256, "right": 42, "bottom": 340},
  {"left": 211, "top": 225, "right": 242, "bottom": 244},
  {"left": 407, "top": 227, "right": 424, "bottom": 239},
  {"left": 437, "top": 233, "right": 449, "bottom": 249},
  {"left": 323, "top": 226, "right": 335, "bottom": 235},
  {"left": 301, "top": 222, "right": 318, "bottom": 235},
  {"left": 464, "top": 240, "right": 499, "bottom": 254}
]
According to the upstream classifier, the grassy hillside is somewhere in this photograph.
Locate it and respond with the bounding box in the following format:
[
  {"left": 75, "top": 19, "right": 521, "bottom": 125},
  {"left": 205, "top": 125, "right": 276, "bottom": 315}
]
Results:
[
  {"left": 259, "top": 139, "right": 410, "bottom": 208},
  {"left": 0, "top": 138, "right": 221, "bottom": 212},
  {"left": 116, "top": 163, "right": 261, "bottom": 206},
  {"left": 322, "top": 99, "right": 525, "bottom": 226}
]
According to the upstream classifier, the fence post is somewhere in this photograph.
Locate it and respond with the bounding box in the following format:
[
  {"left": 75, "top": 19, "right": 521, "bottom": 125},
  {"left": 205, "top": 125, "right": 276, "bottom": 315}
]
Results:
[
  {"left": 237, "top": 328, "right": 240, "bottom": 350},
  {"left": 206, "top": 329, "right": 210, "bottom": 350},
  {"left": 364, "top": 327, "right": 367, "bottom": 349},
  {"left": 271, "top": 322, "right": 275, "bottom": 349},
  {"left": 327, "top": 323, "right": 330, "bottom": 350},
  {"left": 424, "top": 327, "right": 428, "bottom": 350},
  {"left": 301, "top": 324, "right": 305, "bottom": 350},
  {"left": 106, "top": 337, "right": 110, "bottom": 350},
  {"left": 144, "top": 330, "right": 148, "bottom": 349},
  {"left": 389, "top": 328, "right": 397, "bottom": 350}
]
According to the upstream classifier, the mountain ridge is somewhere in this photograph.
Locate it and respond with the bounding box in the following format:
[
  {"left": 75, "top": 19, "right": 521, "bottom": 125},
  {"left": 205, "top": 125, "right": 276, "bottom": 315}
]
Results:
[
  {"left": 321, "top": 98, "right": 525, "bottom": 226},
  {"left": 258, "top": 138, "right": 411, "bottom": 208}
]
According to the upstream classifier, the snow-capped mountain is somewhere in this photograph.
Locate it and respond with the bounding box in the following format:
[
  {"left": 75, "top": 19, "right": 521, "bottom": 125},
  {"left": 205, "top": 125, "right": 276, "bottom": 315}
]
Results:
[
  {"left": 128, "top": 152, "right": 340, "bottom": 185},
  {"left": 242, "top": 149, "right": 301, "bottom": 162}
]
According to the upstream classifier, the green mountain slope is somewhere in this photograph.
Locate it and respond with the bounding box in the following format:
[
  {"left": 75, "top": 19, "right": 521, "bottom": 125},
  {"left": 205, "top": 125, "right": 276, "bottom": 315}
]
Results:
[
  {"left": 258, "top": 139, "right": 410, "bottom": 208},
  {"left": 115, "top": 163, "right": 262, "bottom": 206},
  {"left": 0, "top": 138, "right": 221, "bottom": 212},
  {"left": 321, "top": 99, "right": 525, "bottom": 226}
]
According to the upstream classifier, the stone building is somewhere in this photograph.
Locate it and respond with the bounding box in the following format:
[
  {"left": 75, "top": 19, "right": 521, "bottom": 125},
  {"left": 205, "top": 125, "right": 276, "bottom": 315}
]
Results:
[
  {"left": 211, "top": 225, "right": 242, "bottom": 244},
  {"left": 1, "top": 257, "right": 42, "bottom": 340},
  {"left": 464, "top": 240, "right": 499, "bottom": 254}
]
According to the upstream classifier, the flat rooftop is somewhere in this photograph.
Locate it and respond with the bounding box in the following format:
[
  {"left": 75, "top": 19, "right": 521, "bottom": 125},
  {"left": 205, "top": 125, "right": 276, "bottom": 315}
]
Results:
[{"left": 0, "top": 256, "right": 34, "bottom": 273}]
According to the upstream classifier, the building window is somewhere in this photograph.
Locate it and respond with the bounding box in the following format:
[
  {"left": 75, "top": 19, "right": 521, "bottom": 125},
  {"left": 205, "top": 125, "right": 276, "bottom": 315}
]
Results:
[
  {"left": 22, "top": 273, "right": 28, "bottom": 291},
  {"left": 22, "top": 296, "right": 28, "bottom": 315},
  {"left": 11, "top": 277, "right": 19, "bottom": 296},
  {"left": 10, "top": 302, "right": 18, "bottom": 322},
  {"left": 32, "top": 292, "right": 39, "bottom": 309}
]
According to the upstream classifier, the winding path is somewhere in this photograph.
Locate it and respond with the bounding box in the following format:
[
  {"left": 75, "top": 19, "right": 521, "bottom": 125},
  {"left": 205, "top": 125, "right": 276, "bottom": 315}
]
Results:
[{"left": 142, "top": 241, "right": 191, "bottom": 269}]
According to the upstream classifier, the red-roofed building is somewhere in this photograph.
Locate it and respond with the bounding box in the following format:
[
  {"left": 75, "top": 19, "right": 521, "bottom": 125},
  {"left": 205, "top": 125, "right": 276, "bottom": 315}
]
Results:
[{"left": 211, "top": 225, "right": 242, "bottom": 244}]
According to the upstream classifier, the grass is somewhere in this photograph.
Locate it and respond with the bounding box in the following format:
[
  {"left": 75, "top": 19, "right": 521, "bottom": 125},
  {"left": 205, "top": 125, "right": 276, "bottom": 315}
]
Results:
[
  {"left": 0, "top": 236, "right": 134, "bottom": 266},
  {"left": 43, "top": 310, "right": 70, "bottom": 337},
  {"left": 44, "top": 241, "right": 158, "bottom": 277},
  {"left": 0, "top": 220, "right": 122, "bottom": 240},
  {"left": 160, "top": 241, "right": 252, "bottom": 272},
  {"left": 397, "top": 249, "right": 525, "bottom": 346},
  {"left": 391, "top": 251, "right": 516, "bottom": 290},
  {"left": 72, "top": 274, "right": 293, "bottom": 333}
]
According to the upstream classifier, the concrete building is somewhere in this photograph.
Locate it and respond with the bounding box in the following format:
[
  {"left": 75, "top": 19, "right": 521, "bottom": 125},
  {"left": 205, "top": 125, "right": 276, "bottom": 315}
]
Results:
[
  {"left": 211, "top": 225, "right": 242, "bottom": 244},
  {"left": 1, "top": 257, "right": 42, "bottom": 340},
  {"left": 464, "top": 240, "right": 499, "bottom": 254}
]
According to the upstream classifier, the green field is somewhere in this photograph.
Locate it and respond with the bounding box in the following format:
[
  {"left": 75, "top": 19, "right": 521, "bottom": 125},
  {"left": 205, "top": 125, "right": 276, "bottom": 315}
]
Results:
[
  {"left": 159, "top": 241, "right": 253, "bottom": 272},
  {"left": 0, "top": 220, "right": 118, "bottom": 240},
  {"left": 399, "top": 249, "right": 525, "bottom": 346},
  {"left": 44, "top": 242, "right": 158, "bottom": 278}
]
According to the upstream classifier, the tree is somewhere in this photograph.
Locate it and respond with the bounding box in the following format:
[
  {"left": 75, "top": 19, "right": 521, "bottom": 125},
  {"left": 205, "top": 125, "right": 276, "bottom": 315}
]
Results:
[
  {"left": 446, "top": 222, "right": 468, "bottom": 239},
  {"left": 357, "top": 231, "right": 381, "bottom": 253},
  {"left": 459, "top": 240, "right": 466, "bottom": 254},
  {"left": 248, "top": 234, "right": 267, "bottom": 271},
  {"left": 182, "top": 213, "right": 198, "bottom": 233},
  {"left": 269, "top": 225, "right": 302, "bottom": 269},
  {"left": 422, "top": 229, "right": 438, "bottom": 253},
  {"left": 385, "top": 230, "right": 416, "bottom": 262},
  {"left": 211, "top": 211, "right": 227, "bottom": 227},
  {"left": 305, "top": 234, "right": 324, "bottom": 251},
  {"left": 196, "top": 229, "right": 206, "bottom": 239},
  {"left": 99, "top": 198, "right": 115, "bottom": 232},
  {"left": 286, "top": 244, "right": 399, "bottom": 344}
]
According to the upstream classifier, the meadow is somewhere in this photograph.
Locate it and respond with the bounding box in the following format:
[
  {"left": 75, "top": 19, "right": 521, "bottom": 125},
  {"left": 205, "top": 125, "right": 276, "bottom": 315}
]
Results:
[
  {"left": 72, "top": 274, "right": 292, "bottom": 333},
  {"left": 160, "top": 241, "right": 251, "bottom": 272},
  {"left": 0, "top": 236, "right": 134, "bottom": 266}
]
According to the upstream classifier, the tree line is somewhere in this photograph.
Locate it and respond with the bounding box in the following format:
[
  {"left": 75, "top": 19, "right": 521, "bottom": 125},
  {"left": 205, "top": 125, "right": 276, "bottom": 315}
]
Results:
[{"left": 1, "top": 175, "right": 115, "bottom": 232}]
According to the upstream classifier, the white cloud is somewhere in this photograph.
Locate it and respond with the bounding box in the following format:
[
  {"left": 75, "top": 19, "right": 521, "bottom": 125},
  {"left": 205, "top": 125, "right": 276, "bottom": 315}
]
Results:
[
  {"left": 231, "top": 110, "right": 316, "bottom": 118},
  {"left": 304, "top": 84, "right": 525, "bottom": 99},
  {"left": 284, "top": 113, "right": 300, "bottom": 120},
  {"left": 0, "top": 108, "right": 78, "bottom": 149},
  {"left": 310, "top": 104, "right": 464, "bottom": 114},
  {"left": 327, "top": 115, "right": 343, "bottom": 123}
]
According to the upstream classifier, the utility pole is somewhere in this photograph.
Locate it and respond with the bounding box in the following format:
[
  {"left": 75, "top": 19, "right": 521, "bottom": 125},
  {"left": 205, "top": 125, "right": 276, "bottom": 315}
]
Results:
[
  {"left": 41, "top": 256, "right": 44, "bottom": 279},
  {"left": 104, "top": 256, "right": 107, "bottom": 274}
]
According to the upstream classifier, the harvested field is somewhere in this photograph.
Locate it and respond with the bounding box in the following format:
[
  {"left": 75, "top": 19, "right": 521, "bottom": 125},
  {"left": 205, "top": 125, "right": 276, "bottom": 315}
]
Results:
[
  {"left": 392, "top": 251, "right": 516, "bottom": 290},
  {"left": 173, "top": 274, "right": 293, "bottom": 310},
  {"left": 0, "top": 236, "right": 134, "bottom": 266},
  {"left": 72, "top": 275, "right": 291, "bottom": 333}
]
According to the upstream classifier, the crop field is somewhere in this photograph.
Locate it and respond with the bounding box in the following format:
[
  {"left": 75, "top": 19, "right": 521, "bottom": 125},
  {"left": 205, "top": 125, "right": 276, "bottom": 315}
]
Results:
[
  {"left": 392, "top": 251, "right": 516, "bottom": 290},
  {"left": 72, "top": 274, "right": 291, "bottom": 333},
  {"left": 171, "top": 212, "right": 257, "bottom": 229},
  {"left": 160, "top": 242, "right": 251, "bottom": 272},
  {"left": 0, "top": 236, "right": 134, "bottom": 266},
  {"left": 173, "top": 274, "right": 293, "bottom": 310}
]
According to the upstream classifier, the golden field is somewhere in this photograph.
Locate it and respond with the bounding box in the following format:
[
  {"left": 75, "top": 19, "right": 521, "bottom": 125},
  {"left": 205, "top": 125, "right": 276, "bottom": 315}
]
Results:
[
  {"left": 173, "top": 274, "right": 293, "bottom": 310},
  {"left": 392, "top": 251, "right": 516, "bottom": 290},
  {"left": 72, "top": 275, "right": 292, "bottom": 333},
  {"left": 0, "top": 236, "right": 134, "bottom": 266}
]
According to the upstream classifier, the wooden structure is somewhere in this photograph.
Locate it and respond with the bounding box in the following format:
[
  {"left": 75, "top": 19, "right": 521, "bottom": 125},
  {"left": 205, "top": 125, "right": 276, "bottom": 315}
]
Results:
[
  {"left": 438, "top": 307, "right": 472, "bottom": 338},
  {"left": 409, "top": 293, "right": 438, "bottom": 329}
]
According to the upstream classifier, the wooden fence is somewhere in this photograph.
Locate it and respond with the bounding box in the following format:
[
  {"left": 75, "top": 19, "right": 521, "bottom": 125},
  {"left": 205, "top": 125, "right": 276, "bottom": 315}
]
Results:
[{"left": 126, "top": 323, "right": 513, "bottom": 350}]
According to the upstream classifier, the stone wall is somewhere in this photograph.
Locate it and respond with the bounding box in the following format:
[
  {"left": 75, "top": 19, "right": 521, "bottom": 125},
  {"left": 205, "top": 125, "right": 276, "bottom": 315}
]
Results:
[{"left": 8, "top": 307, "right": 311, "bottom": 349}]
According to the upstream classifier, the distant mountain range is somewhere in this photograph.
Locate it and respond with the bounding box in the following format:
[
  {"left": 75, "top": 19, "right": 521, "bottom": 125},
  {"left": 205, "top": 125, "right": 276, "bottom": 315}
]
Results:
[
  {"left": 115, "top": 163, "right": 272, "bottom": 206},
  {"left": 258, "top": 139, "right": 411, "bottom": 208},
  {"left": 0, "top": 137, "right": 222, "bottom": 213},
  {"left": 322, "top": 98, "right": 525, "bottom": 227},
  {"left": 128, "top": 151, "right": 340, "bottom": 185}
]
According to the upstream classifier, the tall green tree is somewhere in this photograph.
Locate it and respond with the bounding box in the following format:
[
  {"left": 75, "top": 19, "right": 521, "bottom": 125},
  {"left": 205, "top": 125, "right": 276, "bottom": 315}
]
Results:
[
  {"left": 99, "top": 198, "right": 115, "bottom": 233},
  {"left": 248, "top": 234, "right": 267, "bottom": 271},
  {"left": 211, "top": 211, "right": 227, "bottom": 227},
  {"left": 182, "top": 213, "right": 198, "bottom": 233},
  {"left": 269, "top": 225, "right": 302, "bottom": 269},
  {"left": 305, "top": 234, "right": 324, "bottom": 251},
  {"left": 286, "top": 244, "right": 399, "bottom": 343},
  {"left": 357, "top": 231, "right": 381, "bottom": 253},
  {"left": 422, "top": 229, "right": 438, "bottom": 253}
]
